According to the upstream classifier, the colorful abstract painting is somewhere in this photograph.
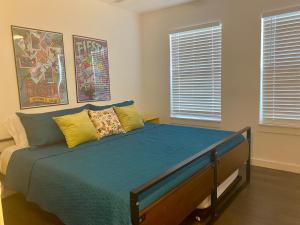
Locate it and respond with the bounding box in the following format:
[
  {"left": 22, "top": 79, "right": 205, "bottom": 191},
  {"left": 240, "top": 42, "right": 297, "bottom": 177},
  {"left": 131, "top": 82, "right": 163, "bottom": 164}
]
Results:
[
  {"left": 73, "top": 35, "right": 111, "bottom": 102},
  {"left": 11, "top": 26, "right": 68, "bottom": 109}
]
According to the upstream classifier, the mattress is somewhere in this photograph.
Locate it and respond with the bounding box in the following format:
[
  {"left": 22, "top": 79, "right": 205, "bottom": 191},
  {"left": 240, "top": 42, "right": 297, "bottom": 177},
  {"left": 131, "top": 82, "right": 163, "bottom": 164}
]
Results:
[
  {"left": 4, "top": 123, "right": 244, "bottom": 225},
  {"left": 0, "top": 147, "right": 239, "bottom": 204}
]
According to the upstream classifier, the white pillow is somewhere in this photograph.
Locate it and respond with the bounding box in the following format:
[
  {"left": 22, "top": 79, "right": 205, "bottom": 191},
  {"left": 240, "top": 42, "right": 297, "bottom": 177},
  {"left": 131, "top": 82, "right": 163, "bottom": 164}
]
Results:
[{"left": 3, "top": 114, "right": 29, "bottom": 147}]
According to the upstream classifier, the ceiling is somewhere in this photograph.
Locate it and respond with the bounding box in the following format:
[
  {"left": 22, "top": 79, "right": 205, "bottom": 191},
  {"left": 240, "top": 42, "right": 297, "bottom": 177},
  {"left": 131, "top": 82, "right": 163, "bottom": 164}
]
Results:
[{"left": 99, "top": 0, "right": 195, "bottom": 13}]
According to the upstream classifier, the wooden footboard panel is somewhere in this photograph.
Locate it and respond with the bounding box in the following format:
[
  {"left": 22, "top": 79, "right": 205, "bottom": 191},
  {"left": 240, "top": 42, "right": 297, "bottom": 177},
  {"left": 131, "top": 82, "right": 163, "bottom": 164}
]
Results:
[
  {"left": 218, "top": 140, "right": 249, "bottom": 184},
  {"left": 140, "top": 166, "right": 213, "bottom": 225}
]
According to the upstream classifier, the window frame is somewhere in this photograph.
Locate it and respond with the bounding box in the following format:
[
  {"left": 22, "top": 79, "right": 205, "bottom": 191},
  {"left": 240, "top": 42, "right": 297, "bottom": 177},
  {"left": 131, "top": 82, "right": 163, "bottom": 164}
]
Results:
[
  {"left": 259, "top": 6, "right": 300, "bottom": 128},
  {"left": 169, "top": 22, "right": 222, "bottom": 122}
]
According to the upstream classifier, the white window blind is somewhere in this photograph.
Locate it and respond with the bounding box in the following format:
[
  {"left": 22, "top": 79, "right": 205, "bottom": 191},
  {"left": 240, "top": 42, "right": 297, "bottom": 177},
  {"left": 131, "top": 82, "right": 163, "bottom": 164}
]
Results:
[
  {"left": 169, "top": 23, "right": 222, "bottom": 121},
  {"left": 261, "top": 9, "right": 300, "bottom": 126}
]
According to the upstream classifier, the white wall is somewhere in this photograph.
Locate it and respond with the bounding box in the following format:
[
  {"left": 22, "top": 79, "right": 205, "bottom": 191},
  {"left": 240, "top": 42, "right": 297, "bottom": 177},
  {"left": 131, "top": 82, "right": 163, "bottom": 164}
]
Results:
[
  {"left": 140, "top": 0, "right": 300, "bottom": 173},
  {"left": 0, "top": 0, "right": 142, "bottom": 138}
]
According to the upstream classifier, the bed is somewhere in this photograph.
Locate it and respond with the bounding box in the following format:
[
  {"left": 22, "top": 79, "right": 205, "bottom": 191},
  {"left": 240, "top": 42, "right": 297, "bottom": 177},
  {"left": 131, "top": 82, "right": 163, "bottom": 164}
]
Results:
[{"left": 0, "top": 122, "right": 251, "bottom": 225}]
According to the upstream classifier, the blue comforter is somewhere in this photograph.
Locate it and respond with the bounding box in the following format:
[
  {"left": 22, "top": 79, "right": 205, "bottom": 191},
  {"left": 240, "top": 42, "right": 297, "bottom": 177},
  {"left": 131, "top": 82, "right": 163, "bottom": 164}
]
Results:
[{"left": 4, "top": 123, "right": 244, "bottom": 225}]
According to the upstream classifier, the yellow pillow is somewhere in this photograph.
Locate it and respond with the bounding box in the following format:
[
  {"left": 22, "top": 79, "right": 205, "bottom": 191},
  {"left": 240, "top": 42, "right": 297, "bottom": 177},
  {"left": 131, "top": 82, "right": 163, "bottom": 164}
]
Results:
[
  {"left": 53, "top": 111, "right": 97, "bottom": 148},
  {"left": 113, "top": 105, "right": 144, "bottom": 132}
]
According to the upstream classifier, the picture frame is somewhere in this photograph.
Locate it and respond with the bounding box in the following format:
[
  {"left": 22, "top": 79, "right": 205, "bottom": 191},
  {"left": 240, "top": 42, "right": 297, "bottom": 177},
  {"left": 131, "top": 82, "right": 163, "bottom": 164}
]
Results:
[
  {"left": 11, "top": 26, "right": 69, "bottom": 109},
  {"left": 73, "top": 35, "right": 111, "bottom": 103}
]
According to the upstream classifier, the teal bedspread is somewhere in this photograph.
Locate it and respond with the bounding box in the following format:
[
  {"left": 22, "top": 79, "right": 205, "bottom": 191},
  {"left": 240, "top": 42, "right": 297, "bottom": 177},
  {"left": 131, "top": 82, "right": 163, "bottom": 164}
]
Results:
[{"left": 4, "top": 123, "right": 244, "bottom": 225}]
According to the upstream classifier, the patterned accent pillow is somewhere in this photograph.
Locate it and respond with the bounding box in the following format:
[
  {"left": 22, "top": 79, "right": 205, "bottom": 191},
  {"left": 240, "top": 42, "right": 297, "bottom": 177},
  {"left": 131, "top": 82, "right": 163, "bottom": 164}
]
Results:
[{"left": 88, "top": 108, "right": 125, "bottom": 139}]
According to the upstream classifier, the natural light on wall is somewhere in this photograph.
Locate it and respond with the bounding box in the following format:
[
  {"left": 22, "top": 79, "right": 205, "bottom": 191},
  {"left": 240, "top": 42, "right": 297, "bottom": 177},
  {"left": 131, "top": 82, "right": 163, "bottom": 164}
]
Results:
[
  {"left": 169, "top": 22, "right": 222, "bottom": 122},
  {"left": 260, "top": 8, "right": 300, "bottom": 127}
]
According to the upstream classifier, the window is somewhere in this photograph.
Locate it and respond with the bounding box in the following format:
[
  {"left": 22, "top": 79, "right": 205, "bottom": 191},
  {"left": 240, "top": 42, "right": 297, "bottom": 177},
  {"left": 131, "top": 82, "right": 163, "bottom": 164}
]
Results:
[
  {"left": 260, "top": 8, "right": 300, "bottom": 127},
  {"left": 169, "top": 23, "right": 222, "bottom": 121}
]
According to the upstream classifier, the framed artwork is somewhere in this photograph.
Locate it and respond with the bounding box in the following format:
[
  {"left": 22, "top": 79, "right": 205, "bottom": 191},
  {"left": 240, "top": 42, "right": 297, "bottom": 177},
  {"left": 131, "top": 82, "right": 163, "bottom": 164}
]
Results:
[
  {"left": 11, "top": 26, "right": 68, "bottom": 109},
  {"left": 73, "top": 35, "right": 111, "bottom": 102}
]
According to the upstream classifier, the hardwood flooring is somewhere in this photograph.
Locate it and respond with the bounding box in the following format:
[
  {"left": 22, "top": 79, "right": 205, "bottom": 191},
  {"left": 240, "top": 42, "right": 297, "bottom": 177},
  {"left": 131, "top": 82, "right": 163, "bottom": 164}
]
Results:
[{"left": 2, "top": 166, "right": 300, "bottom": 225}]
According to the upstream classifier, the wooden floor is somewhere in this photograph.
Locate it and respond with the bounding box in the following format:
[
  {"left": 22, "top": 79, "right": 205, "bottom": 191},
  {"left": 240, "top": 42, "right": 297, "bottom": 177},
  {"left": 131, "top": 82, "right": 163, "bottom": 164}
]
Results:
[{"left": 2, "top": 166, "right": 300, "bottom": 225}]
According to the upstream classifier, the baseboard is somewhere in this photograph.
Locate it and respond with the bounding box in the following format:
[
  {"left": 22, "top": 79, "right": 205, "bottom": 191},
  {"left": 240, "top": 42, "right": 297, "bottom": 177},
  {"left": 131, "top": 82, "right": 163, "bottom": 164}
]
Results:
[{"left": 252, "top": 158, "right": 300, "bottom": 174}]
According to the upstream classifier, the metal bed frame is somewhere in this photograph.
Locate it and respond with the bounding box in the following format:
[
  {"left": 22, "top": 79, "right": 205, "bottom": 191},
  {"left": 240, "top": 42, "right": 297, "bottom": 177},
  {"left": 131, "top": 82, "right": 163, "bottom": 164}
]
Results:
[
  {"left": 0, "top": 127, "right": 251, "bottom": 225},
  {"left": 130, "top": 127, "right": 251, "bottom": 225},
  {"left": 0, "top": 138, "right": 14, "bottom": 143}
]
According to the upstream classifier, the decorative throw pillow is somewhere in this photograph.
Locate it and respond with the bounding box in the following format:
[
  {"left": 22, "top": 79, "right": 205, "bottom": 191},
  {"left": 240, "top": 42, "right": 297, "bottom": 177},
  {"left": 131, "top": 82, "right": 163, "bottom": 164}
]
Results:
[
  {"left": 88, "top": 108, "right": 125, "bottom": 139},
  {"left": 53, "top": 111, "right": 98, "bottom": 148},
  {"left": 113, "top": 104, "right": 144, "bottom": 132}
]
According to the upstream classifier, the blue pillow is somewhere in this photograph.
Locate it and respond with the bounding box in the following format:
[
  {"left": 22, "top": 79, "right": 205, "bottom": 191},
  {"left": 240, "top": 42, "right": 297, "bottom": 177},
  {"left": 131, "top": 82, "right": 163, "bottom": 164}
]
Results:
[
  {"left": 88, "top": 100, "right": 134, "bottom": 111},
  {"left": 17, "top": 105, "right": 90, "bottom": 146}
]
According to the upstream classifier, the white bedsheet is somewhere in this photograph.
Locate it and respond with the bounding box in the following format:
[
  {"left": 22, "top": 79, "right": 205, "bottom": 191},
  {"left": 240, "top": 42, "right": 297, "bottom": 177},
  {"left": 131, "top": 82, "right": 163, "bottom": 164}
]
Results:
[
  {"left": 197, "top": 170, "right": 239, "bottom": 209},
  {"left": 0, "top": 145, "right": 23, "bottom": 175}
]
